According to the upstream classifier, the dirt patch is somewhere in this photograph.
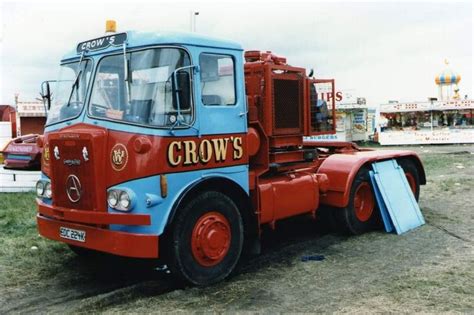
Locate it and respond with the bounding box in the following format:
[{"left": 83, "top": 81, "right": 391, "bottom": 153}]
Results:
[{"left": 1, "top": 144, "right": 473, "bottom": 313}]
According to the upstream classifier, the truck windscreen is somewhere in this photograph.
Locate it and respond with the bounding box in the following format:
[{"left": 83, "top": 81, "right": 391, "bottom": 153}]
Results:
[
  {"left": 46, "top": 60, "right": 92, "bottom": 125},
  {"left": 89, "top": 48, "right": 193, "bottom": 127}
]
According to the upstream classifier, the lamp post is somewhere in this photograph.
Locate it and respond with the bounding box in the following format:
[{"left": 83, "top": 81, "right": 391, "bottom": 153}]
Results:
[{"left": 190, "top": 11, "right": 199, "bottom": 32}]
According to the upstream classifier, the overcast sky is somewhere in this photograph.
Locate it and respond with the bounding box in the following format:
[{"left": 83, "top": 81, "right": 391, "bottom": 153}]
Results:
[{"left": 0, "top": 0, "right": 472, "bottom": 107}]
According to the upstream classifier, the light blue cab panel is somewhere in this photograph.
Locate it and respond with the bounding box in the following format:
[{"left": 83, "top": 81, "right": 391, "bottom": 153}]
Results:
[{"left": 108, "top": 165, "right": 249, "bottom": 236}]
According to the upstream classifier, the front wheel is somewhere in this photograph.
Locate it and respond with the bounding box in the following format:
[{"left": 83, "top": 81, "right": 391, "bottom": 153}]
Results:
[{"left": 165, "top": 191, "right": 244, "bottom": 286}]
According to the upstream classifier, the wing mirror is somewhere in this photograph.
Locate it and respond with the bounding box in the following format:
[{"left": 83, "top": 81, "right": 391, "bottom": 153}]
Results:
[
  {"left": 172, "top": 70, "right": 191, "bottom": 111},
  {"left": 40, "top": 80, "right": 55, "bottom": 111}
]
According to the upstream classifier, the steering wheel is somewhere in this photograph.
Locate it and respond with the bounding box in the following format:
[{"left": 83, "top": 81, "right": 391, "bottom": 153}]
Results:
[{"left": 90, "top": 103, "right": 109, "bottom": 116}]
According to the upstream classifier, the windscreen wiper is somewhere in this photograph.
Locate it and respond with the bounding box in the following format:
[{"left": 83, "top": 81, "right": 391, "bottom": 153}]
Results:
[
  {"left": 66, "top": 52, "right": 85, "bottom": 107},
  {"left": 66, "top": 70, "right": 82, "bottom": 107},
  {"left": 123, "top": 42, "right": 132, "bottom": 105}
]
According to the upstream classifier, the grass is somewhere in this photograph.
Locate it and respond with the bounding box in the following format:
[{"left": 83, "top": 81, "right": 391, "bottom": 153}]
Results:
[
  {"left": 420, "top": 152, "right": 473, "bottom": 176},
  {"left": 0, "top": 193, "right": 71, "bottom": 287},
  {"left": 0, "top": 193, "right": 37, "bottom": 235},
  {"left": 0, "top": 146, "right": 473, "bottom": 313}
]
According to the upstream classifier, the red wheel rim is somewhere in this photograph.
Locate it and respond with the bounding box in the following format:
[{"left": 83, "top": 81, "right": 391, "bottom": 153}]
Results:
[
  {"left": 405, "top": 172, "right": 416, "bottom": 195},
  {"left": 354, "top": 182, "right": 375, "bottom": 222},
  {"left": 191, "top": 212, "right": 231, "bottom": 267}
]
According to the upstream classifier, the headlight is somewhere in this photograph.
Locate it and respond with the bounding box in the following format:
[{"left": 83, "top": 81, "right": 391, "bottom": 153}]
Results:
[
  {"left": 44, "top": 182, "right": 52, "bottom": 199},
  {"left": 36, "top": 181, "right": 45, "bottom": 197},
  {"left": 107, "top": 190, "right": 119, "bottom": 208},
  {"left": 118, "top": 191, "right": 131, "bottom": 210},
  {"left": 107, "top": 189, "right": 134, "bottom": 211}
]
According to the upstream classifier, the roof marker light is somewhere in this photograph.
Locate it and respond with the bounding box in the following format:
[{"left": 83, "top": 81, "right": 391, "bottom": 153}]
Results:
[{"left": 106, "top": 20, "right": 117, "bottom": 33}]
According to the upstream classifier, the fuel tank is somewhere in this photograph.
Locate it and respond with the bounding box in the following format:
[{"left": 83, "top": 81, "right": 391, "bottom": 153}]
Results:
[{"left": 258, "top": 172, "right": 320, "bottom": 224}]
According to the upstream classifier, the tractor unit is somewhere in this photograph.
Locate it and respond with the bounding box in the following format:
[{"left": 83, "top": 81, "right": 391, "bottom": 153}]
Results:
[{"left": 36, "top": 22, "right": 425, "bottom": 285}]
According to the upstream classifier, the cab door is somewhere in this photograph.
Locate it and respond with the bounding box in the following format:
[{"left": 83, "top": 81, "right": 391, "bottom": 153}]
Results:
[{"left": 196, "top": 51, "right": 247, "bottom": 136}]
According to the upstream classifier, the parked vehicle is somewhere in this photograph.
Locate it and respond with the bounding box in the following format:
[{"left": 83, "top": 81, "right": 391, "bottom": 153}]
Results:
[
  {"left": 36, "top": 22, "right": 425, "bottom": 286},
  {"left": 1, "top": 134, "right": 42, "bottom": 170}
]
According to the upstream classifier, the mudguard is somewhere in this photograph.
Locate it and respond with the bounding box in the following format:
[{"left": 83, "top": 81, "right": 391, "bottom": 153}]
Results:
[{"left": 318, "top": 150, "right": 426, "bottom": 208}]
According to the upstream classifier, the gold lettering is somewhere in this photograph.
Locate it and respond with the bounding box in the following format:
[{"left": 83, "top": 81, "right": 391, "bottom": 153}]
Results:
[
  {"left": 212, "top": 138, "right": 229, "bottom": 162},
  {"left": 183, "top": 141, "right": 199, "bottom": 165},
  {"left": 233, "top": 137, "right": 243, "bottom": 160},
  {"left": 168, "top": 137, "right": 242, "bottom": 166},
  {"left": 199, "top": 140, "right": 213, "bottom": 163},
  {"left": 168, "top": 141, "right": 182, "bottom": 166}
]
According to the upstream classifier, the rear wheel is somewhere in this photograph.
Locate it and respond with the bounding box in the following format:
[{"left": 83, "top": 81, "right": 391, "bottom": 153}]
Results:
[
  {"left": 334, "top": 167, "right": 379, "bottom": 235},
  {"left": 398, "top": 159, "right": 420, "bottom": 201},
  {"left": 165, "top": 191, "right": 243, "bottom": 286}
]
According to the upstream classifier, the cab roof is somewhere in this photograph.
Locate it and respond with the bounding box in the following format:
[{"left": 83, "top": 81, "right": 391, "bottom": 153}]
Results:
[{"left": 61, "top": 30, "right": 243, "bottom": 61}]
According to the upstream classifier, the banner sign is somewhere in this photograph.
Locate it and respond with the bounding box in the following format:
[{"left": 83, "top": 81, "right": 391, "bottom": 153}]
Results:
[{"left": 77, "top": 33, "right": 127, "bottom": 53}]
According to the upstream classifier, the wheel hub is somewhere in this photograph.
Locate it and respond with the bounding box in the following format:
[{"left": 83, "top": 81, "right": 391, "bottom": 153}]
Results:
[
  {"left": 191, "top": 212, "right": 231, "bottom": 267},
  {"left": 354, "top": 182, "right": 374, "bottom": 222}
]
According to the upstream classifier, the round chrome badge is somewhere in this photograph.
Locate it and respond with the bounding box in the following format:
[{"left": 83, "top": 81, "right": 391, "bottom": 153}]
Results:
[{"left": 66, "top": 175, "right": 82, "bottom": 203}]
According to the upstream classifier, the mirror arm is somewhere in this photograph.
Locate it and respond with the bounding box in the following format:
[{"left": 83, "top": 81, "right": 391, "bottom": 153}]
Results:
[{"left": 169, "top": 120, "right": 200, "bottom": 137}]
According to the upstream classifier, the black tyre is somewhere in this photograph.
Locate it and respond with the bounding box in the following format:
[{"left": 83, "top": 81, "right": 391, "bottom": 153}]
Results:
[
  {"left": 398, "top": 159, "right": 420, "bottom": 201},
  {"left": 333, "top": 167, "right": 379, "bottom": 235},
  {"left": 165, "top": 191, "right": 244, "bottom": 286}
]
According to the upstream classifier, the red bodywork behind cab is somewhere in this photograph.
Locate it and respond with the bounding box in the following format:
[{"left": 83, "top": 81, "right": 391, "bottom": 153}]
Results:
[{"left": 243, "top": 51, "right": 426, "bottom": 229}]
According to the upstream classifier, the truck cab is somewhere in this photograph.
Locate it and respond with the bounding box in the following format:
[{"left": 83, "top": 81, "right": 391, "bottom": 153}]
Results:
[
  {"left": 37, "top": 30, "right": 252, "bottom": 283},
  {"left": 36, "top": 25, "right": 426, "bottom": 286}
]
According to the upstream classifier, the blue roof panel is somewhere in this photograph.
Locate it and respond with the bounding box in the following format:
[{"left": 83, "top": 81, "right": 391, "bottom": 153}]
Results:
[{"left": 62, "top": 31, "right": 243, "bottom": 61}]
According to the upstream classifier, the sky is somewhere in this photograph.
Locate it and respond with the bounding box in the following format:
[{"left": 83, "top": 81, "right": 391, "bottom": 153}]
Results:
[{"left": 0, "top": 0, "right": 472, "bottom": 107}]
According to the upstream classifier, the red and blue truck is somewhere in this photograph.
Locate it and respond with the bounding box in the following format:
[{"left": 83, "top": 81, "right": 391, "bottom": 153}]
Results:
[{"left": 36, "top": 22, "right": 425, "bottom": 285}]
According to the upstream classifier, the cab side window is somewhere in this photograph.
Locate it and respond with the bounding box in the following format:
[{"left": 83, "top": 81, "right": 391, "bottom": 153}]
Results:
[{"left": 199, "top": 54, "right": 236, "bottom": 106}]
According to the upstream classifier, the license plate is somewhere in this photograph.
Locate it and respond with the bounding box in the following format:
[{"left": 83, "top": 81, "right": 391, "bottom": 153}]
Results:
[{"left": 59, "top": 227, "right": 86, "bottom": 242}]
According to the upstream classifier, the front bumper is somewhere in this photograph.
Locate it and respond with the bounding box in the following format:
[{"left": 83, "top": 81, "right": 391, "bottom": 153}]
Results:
[{"left": 37, "top": 201, "right": 159, "bottom": 258}]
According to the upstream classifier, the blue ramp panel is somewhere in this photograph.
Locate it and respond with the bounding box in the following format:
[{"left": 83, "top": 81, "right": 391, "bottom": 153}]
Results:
[
  {"left": 369, "top": 171, "right": 394, "bottom": 233},
  {"left": 371, "top": 160, "right": 425, "bottom": 235}
]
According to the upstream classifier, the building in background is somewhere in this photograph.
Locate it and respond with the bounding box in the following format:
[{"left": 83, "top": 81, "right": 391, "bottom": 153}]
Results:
[
  {"left": 305, "top": 88, "right": 372, "bottom": 142},
  {"left": 15, "top": 94, "right": 47, "bottom": 136},
  {"left": 367, "top": 108, "right": 377, "bottom": 140},
  {"left": 333, "top": 97, "right": 370, "bottom": 142},
  {"left": 378, "top": 61, "right": 473, "bottom": 145}
]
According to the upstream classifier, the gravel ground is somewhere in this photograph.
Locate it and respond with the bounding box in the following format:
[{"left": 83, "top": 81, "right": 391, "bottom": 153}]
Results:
[{"left": 1, "top": 144, "right": 473, "bottom": 313}]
